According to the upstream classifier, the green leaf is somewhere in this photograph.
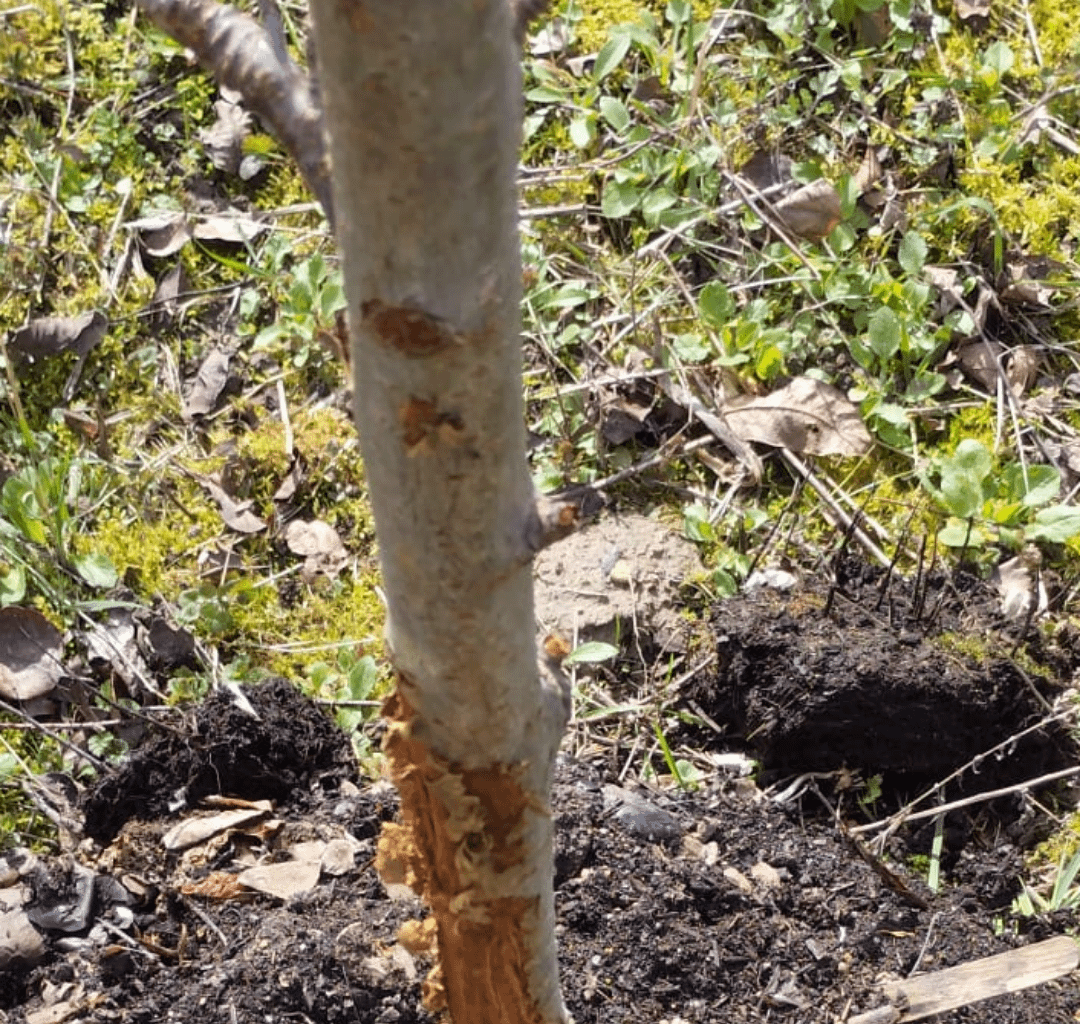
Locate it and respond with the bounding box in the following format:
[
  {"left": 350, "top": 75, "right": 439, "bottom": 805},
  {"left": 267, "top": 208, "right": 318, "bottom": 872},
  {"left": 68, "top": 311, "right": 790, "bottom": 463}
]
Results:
[
  {"left": 0, "top": 562, "right": 26, "bottom": 606},
  {"left": 666, "top": 0, "right": 692, "bottom": 25},
  {"left": 568, "top": 114, "right": 595, "bottom": 149},
  {"left": 73, "top": 551, "right": 118, "bottom": 589},
  {"left": 866, "top": 306, "right": 901, "bottom": 362},
  {"left": 683, "top": 502, "right": 714, "bottom": 543},
  {"left": 601, "top": 178, "right": 640, "bottom": 218},
  {"left": 755, "top": 343, "right": 784, "bottom": 380},
  {"left": 710, "top": 567, "right": 737, "bottom": 597},
  {"left": 1030, "top": 506, "right": 1080, "bottom": 543},
  {"left": 346, "top": 656, "right": 379, "bottom": 700},
  {"left": 898, "top": 231, "right": 927, "bottom": 276},
  {"left": 640, "top": 188, "right": 677, "bottom": 225},
  {"left": 564, "top": 641, "right": 619, "bottom": 665},
  {"left": 699, "top": 281, "right": 735, "bottom": 328},
  {"left": 936, "top": 440, "right": 993, "bottom": 519},
  {"left": 594, "top": 30, "right": 632, "bottom": 82},
  {"left": 670, "top": 332, "right": 710, "bottom": 363},
  {"left": 938, "top": 519, "right": 987, "bottom": 548},
  {"left": 940, "top": 471, "right": 984, "bottom": 520},
  {"left": 982, "top": 41, "right": 1014, "bottom": 77},
  {"left": 525, "top": 85, "right": 568, "bottom": 104},
  {"left": 0, "top": 752, "right": 21, "bottom": 780},
  {"left": 1001, "top": 463, "right": 1060, "bottom": 507},
  {"left": 599, "top": 96, "right": 630, "bottom": 133},
  {"left": 949, "top": 439, "right": 994, "bottom": 480}
]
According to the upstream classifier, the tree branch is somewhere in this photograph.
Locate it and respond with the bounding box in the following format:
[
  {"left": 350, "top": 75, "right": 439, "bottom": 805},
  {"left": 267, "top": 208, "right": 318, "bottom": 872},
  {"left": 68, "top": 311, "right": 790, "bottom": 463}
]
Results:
[{"left": 133, "top": 0, "right": 334, "bottom": 229}]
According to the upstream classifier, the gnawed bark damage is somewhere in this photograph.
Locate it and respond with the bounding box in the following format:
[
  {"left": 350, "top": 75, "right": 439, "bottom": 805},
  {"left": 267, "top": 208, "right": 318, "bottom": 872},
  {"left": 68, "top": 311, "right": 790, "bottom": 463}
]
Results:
[{"left": 378, "top": 688, "right": 563, "bottom": 1022}]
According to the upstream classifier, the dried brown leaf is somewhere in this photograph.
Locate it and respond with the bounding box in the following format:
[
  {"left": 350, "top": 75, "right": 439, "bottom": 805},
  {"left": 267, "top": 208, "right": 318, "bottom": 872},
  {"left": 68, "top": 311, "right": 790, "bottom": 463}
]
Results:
[
  {"left": 149, "top": 263, "right": 190, "bottom": 323},
  {"left": 774, "top": 179, "right": 842, "bottom": 242},
  {"left": 199, "top": 92, "right": 252, "bottom": 175},
  {"left": 955, "top": 0, "right": 990, "bottom": 25},
  {"left": 1007, "top": 346, "right": 1041, "bottom": 395},
  {"left": 283, "top": 518, "right": 348, "bottom": 579},
  {"left": 852, "top": 146, "right": 882, "bottom": 194},
  {"left": 237, "top": 859, "right": 321, "bottom": 899},
  {"left": 739, "top": 150, "right": 792, "bottom": 191},
  {"left": 854, "top": 4, "right": 890, "bottom": 46},
  {"left": 0, "top": 607, "right": 63, "bottom": 702},
  {"left": 201, "top": 477, "right": 267, "bottom": 535},
  {"left": 955, "top": 340, "right": 1003, "bottom": 391},
  {"left": 925, "top": 265, "right": 964, "bottom": 318},
  {"left": 128, "top": 211, "right": 191, "bottom": 258},
  {"left": 9, "top": 311, "right": 106, "bottom": 362},
  {"left": 183, "top": 349, "right": 231, "bottom": 420},
  {"left": 722, "top": 377, "right": 871, "bottom": 456},
  {"left": 191, "top": 210, "right": 265, "bottom": 245}
]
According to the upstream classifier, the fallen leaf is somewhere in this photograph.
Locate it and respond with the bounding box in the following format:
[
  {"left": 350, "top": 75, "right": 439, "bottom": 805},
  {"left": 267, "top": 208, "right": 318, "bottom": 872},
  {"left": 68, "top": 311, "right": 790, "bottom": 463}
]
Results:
[
  {"left": 200, "top": 477, "right": 267, "bottom": 534},
  {"left": 955, "top": 339, "right": 1003, "bottom": 391},
  {"left": 183, "top": 348, "right": 231, "bottom": 419},
  {"left": 141, "top": 616, "right": 198, "bottom": 672},
  {"left": 955, "top": 0, "right": 990, "bottom": 25},
  {"left": 191, "top": 210, "right": 265, "bottom": 245},
  {"left": 8, "top": 311, "right": 106, "bottom": 363},
  {"left": 199, "top": 93, "right": 251, "bottom": 175},
  {"left": 722, "top": 377, "right": 872, "bottom": 456},
  {"left": 237, "top": 859, "right": 321, "bottom": 900},
  {"left": 993, "top": 552, "right": 1046, "bottom": 622},
  {"left": 852, "top": 145, "right": 882, "bottom": 194},
  {"left": 528, "top": 16, "right": 570, "bottom": 56},
  {"left": 0, "top": 607, "right": 63, "bottom": 701},
  {"left": 774, "top": 179, "right": 842, "bottom": 241},
  {"left": 924, "top": 265, "right": 964, "bottom": 318},
  {"left": 127, "top": 211, "right": 191, "bottom": 258},
  {"left": 1006, "top": 346, "right": 1041, "bottom": 395},
  {"left": 739, "top": 150, "right": 792, "bottom": 192},
  {"left": 272, "top": 455, "right": 305, "bottom": 502},
  {"left": 1001, "top": 278, "right": 1055, "bottom": 306},
  {"left": 149, "top": 263, "right": 190, "bottom": 323},
  {"left": 180, "top": 871, "right": 248, "bottom": 900},
  {"left": 854, "top": 4, "right": 890, "bottom": 47},
  {"left": 82, "top": 607, "right": 150, "bottom": 692},
  {"left": 283, "top": 518, "right": 348, "bottom": 579},
  {"left": 162, "top": 807, "right": 269, "bottom": 851}
]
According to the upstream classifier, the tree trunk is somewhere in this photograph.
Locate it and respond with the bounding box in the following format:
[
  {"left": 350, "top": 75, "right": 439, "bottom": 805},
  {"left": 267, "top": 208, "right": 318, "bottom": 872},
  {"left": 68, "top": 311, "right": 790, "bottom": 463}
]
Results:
[{"left": 307, "top": 2, "right": 568, "bottom": 1022}]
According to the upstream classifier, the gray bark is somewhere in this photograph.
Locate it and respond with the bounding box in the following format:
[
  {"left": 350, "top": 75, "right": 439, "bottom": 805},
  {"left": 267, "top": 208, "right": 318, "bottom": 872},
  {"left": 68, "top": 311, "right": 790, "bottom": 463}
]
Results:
[{"left": 306, "top": 1, "right": 568, "bottom": 1021}]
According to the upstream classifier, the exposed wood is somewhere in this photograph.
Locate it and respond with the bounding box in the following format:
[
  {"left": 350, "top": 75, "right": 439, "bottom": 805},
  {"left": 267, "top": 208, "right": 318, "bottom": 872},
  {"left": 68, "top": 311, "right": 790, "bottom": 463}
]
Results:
[{"left": 849, "top": 936, "right": 1079, "bottom": 1024}]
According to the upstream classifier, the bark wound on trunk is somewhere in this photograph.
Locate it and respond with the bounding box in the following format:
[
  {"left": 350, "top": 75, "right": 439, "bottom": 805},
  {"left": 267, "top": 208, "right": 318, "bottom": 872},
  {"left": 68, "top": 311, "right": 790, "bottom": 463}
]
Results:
[{"left": 378, "top": 687, "right": 549, "bottom": 1023}]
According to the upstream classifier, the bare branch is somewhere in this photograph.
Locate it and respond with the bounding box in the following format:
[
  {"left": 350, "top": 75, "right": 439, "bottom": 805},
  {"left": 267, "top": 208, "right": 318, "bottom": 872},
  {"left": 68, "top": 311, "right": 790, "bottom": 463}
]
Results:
[{"left": 134, "top": 0, "right": 334, "bottom": 230}]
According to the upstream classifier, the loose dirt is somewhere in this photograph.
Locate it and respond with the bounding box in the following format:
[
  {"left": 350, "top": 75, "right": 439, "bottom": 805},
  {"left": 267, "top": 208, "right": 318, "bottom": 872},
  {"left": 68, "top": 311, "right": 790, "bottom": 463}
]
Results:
[{"left": 3, "top": 558, "right": 1079, "bottom": 1024}]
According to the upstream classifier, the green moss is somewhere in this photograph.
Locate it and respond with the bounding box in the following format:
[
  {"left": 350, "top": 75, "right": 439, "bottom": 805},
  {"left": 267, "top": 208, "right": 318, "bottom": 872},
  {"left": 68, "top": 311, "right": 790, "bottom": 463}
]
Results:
[
  {"left": 947, "top": 405, "right": 998, "bottom": 452},
  {"left": 1028, "top": 0, "right": 1080, "bottom": 68},
  {"left": 89, "top": 478, "right": 227, "bottom": 596}
]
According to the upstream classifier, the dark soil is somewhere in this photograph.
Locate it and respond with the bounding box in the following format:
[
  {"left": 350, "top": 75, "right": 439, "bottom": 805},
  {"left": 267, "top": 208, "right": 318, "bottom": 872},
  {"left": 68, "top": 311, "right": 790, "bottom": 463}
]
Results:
[
  {"left": 3, "top": 563, "right": 1080, "bottom": 1024},
  {"left": 687, "top": 553, "right": 1077, "bottom": 789}
]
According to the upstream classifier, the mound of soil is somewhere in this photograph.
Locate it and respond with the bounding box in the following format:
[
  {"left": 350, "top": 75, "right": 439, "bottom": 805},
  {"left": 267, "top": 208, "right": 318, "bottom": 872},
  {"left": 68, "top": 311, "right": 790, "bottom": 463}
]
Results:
[
  {"left": 2, "top": 673, "right": 1078, "bottom": 1024},
  {"left": 686, "top": 554, "right": 1077, "bottom": 787}
]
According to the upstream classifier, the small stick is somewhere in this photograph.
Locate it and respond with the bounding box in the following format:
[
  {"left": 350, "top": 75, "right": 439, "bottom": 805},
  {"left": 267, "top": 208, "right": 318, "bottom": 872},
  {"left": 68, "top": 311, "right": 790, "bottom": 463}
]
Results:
[
  {"left": 853, "top": 764, "right": 1080, "bottom": 835},
  {"left": 852, "top": 707, "right": 1074, "bottom": 838}
]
